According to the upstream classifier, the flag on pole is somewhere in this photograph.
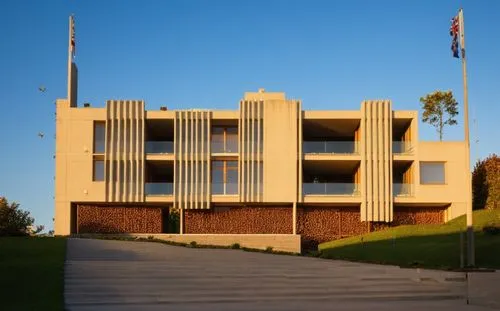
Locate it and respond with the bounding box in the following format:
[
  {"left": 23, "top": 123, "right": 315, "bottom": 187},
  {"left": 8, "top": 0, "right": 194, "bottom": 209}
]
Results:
[
  {"left": 70, "top": 15, "right": 76, "bottom": 58},
  {"left": 450, "top": 15, "right": 460, "bottom": 58},
  {"left": 458, "top": 9, "right": 465, "bottom": 58}
]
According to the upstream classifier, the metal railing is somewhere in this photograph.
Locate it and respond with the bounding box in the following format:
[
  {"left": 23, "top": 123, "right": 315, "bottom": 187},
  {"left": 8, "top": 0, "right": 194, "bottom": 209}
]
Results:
[
  {"left": 393, "top": 183, "right": 413, "bottom": 196},
  {"left": 145, "top": 182, "right": 173, "bottom": 195},
  {"left": 303, "top": 183, "right": 360, "bottom": 195},
  {"left": 303, "top": 141, "right": 358, "bottom": 154},
  {"left": 145, "top": 141, "right": 174, "bottom": 154},
  {"left": 392, "top": 141, "right": 412, "bottom": 154}
]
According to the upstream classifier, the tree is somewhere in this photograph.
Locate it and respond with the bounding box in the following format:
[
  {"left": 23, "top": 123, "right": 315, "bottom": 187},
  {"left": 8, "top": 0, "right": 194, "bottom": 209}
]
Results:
[
  {"left": 472, "top": 154, "right": 500, "bottom": 210},
  {"left": 0, "top": 197, "right": 35, "bottom": 236},
  {"left": 419, "top": 90, "right": 459, "bottom": 141}
]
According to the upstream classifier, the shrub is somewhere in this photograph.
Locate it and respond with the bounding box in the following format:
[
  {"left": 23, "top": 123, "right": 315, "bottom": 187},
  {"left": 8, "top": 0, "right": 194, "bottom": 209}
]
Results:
[
  {"left": 231, "top": 243, "right": 240, "bottom": 249},
  {"left": 168, "top": 208, "right": 180, "bottom": 233},
  {"left": 189, "top": 241, "right": 197, "bottom": 247},
  {"left": 483, "top": 225, "right": 500, "bottom": 235},
  {"left": 0, "top": 197, "right": 35, "bottom": 236},
  {"left": 473, "top": 154, "right": 500, "bottom": 210},
  {"left": 265, "top": 246, "right": 273, "bottom": 253}
]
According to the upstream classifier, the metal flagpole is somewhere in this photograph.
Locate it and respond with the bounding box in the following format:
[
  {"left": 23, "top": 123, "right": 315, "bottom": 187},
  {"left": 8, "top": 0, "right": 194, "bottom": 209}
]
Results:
[{"left": 459, "top": 8, "right": 474, "bottom": 266}]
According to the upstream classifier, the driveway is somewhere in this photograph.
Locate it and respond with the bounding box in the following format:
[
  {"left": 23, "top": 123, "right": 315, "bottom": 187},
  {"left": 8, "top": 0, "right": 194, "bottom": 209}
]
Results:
[{"left": 65, "top": 238, "right": 490, "bottom": 311}]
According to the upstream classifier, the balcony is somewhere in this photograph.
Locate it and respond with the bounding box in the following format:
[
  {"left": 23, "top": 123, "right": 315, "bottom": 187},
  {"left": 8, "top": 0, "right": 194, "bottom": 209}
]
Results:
[
  {"left": 303, "top": 141, "right": 358, "bottom": 154},
  {"left": 211, "top": 141, "right": 238, "bottom": 154},
  {"left": 145, "top": 141, "right": 174, "bottom": 154},
  {"left": 145, "top": 182, "right": 173, "bottom": 195},
  {"left": 393, "top": 183, "right": 413, "bottom": 196},
  {"left": 393, "top": 141, "right": 412, "bottom": 154},
  {"left": 303, "top": 183, "right": 359, "bottom": 196},
  {"left": 211, "top": 182, "right": 238, "bottom": 195}
]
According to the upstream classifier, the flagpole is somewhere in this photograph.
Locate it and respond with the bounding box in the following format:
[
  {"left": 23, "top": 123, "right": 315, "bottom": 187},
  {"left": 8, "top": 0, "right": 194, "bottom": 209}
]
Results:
[
  {"left": 459, "top": 8, "right": 474, "bottom": 266},
  {"left": 67, "top": 15, "right": 73, "bottom": 102}
]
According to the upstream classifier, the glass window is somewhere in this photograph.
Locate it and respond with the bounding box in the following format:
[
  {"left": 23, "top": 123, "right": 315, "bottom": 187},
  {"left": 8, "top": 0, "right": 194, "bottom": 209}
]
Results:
[
  {"left": 420, "top": 162, "right": 445, "bottom": 184},
  {"left": 94, "top": 122, "right": 105, "bottom": 153},
  {"left": 93, "top": 160, "right": 105, "bottom": 181},
  {"left": 211, "top": 126, "right": 238, "bottom": 153},
  {"left": 211, "top": 160, "right": 238, "bottom": 194}
]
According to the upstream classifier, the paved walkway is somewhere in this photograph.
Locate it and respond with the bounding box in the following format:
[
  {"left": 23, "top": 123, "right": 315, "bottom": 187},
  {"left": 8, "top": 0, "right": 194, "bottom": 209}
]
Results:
[{"left": 65, "top": 238, "right": 492, "bottom": 311}]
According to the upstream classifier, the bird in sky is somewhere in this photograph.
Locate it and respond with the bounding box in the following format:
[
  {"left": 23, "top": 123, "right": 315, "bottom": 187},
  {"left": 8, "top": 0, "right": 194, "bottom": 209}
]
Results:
[
  {"left": 38, "top": 86, "right": 46, "bottom": 93},
  {"left": 38, "top": 132, "right": 45, "bottom": 139}
]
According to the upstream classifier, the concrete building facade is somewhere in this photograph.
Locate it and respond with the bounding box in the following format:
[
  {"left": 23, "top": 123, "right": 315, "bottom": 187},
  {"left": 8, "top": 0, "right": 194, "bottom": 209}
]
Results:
[{"left": 54, "top": 17, "right": 468, "bottom": 252}]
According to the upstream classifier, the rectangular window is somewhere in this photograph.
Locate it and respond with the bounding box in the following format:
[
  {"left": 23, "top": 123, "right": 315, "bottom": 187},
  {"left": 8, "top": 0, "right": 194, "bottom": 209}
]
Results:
[
  {"left": 93, "top": 159, "right": 105, "bottom": 181},
  {"left": 420, "top": 162, "right": 445, "bottom": 184},
  {"left": 211, "top": 126, "right": 238, "bottom": 153},
  {"left": 211, "top": 160, "right": 238, "bottom": 194},
  {"left": 94, "top": 122, "right": 105, "bottom": 154}
]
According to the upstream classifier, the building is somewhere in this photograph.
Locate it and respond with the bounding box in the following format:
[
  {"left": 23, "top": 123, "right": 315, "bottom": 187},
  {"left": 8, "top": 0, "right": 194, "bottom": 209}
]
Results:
[{"left": 54, "top": 18, "right": 468, "bottom": 252}]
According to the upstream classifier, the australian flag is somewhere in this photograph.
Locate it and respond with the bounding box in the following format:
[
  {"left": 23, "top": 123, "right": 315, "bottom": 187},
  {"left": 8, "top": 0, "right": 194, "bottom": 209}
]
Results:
[{"left": 450, "top": 16, "right": 460, "bottom": 58}]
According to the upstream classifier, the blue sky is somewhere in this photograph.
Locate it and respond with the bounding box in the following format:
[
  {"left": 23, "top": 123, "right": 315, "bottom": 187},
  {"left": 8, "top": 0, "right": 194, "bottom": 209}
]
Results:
[{"left": 0, "top": 0, "right": 498, "bottom": 231}]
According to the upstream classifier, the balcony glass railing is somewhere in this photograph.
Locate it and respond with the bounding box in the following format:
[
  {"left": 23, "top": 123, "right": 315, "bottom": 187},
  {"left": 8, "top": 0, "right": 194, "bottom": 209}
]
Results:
[
  {"left": 392, "top": 141, "right": 412, "bottom": 154},
  {"left": 303, "top": 183, "right": 359, "bottom": 195},
  {"left": 393, "top": 183, "right": 413, "bottom": 196},
  {"left": 145, "top": 182, "right": 173, "bottom": 195},
  {"left": 303, "top": 141, "right": 358, "bottom": 154},
  {"left": 211, "top": 182, "right": 239, "bottom": 195},
  {"left": 145, "top": 141, "right": 174, "bottom": 154},
  {"left": 211, "top": 141, "right": 238, "bottom": 153}
]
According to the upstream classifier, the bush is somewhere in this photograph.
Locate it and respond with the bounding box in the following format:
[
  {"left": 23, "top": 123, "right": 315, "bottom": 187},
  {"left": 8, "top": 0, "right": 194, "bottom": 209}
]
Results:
[
  {"left": 473, "top": 154, "right": 500, "bottom": 210},
  {"left": 167, "top": 208, "right": 180, "bottom": 233},
  {"left": 265, "top": 246, "right": 273, "bottom": 253},
  {"left": 189, "top": 241, "right": 197, "bottom": 247},
  {"left": 0, "top": 197, "right": 35, "bottom": 236},
  {"left": 483, "top": 225, "right": 500, "bottom": 235},
  {"left": 231, "top": 243, "right": 240, "bottom": 249}
]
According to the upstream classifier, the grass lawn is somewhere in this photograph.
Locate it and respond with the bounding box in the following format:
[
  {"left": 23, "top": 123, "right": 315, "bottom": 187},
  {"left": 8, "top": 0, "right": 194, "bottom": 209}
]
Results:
[
  {"left": 0, "top": 237, "right": 66, "bottom": 311},
  {"left": 319, "top": 209, "right": 500, "bottom": 270}
]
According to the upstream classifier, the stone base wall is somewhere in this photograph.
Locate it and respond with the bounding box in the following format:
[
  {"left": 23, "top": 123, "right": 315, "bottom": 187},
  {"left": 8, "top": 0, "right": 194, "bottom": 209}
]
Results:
[
  {"left": 77, "top": 205, "right": 163, "bottom": 234},
  {"left": 297, "top": 207, "right": 369, "bottom": 249},
  {"left": 393, "top": 206, "right": 444, "bottom": 225},
  {"left": 297, "top": 206, "right": 446, "bottom": 249},
  {"left": 184, "top": 207, "right": 293, "bottom": 234}
]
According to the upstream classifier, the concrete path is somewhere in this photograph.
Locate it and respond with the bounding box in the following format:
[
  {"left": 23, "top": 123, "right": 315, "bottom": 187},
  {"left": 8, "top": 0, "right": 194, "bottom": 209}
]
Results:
[{"left": 65, "top": 238, "right": 492, "bottom": 311}]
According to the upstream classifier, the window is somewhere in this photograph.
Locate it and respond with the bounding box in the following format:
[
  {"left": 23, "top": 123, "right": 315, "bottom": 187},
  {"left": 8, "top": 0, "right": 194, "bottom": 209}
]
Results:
[
  {"left": 420, "top": 162, "right": 445, "bottom": 184},
  {"left": 212, "top": 160, "right": 238, "bottom": 194},
  {"left": 94, "top": 122, "right": 105, "bottom": 154},
  {"left": 93, "top": 159, "right": 105, "bottom": 181},
  {"left": 211, "top": 127, "right": 238, "bottom": 153}
]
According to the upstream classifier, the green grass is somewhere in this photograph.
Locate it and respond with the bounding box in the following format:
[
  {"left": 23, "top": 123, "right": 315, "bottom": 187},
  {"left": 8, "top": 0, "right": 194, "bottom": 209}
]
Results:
[
  {"left": 0, "top": 237, "right": 66, "bottom": 311},
  {"left": 319, "top": 209, "right": 500, "bottom": 269}
]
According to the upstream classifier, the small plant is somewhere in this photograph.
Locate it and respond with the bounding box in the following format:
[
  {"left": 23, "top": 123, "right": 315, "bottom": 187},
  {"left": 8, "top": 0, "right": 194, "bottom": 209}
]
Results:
[
  {"left": 231, "top": 243, "right": 240, "bottom": 249},
  {"left": 265, "top": 246, "right": 273, "bottom": 253},
  {"left": 189, "top": 241, "right": 198, "bottom": 247},
  {"left": 483, "top": 225, "right": 500, "bottom": 235},
  {"left": 147, "top": 235, "right": 154, "bottom": 240},
  {"left": 409, "top": 260, "right": 424, "bottom": 267}
]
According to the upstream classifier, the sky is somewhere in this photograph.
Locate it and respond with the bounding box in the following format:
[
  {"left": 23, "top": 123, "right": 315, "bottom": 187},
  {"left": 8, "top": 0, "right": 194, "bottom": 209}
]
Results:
[{"left": 0, "top": 0, "right": 499, "bottom": 231}]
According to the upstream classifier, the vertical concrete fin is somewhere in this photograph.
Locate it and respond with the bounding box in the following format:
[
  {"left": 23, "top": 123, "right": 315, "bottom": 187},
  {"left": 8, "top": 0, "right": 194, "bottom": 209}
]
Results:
[
  {"left": 174, "top": 110, "right": 211, "bottom": 210},
  {"left": 360, "top": 100, "right": 393, "bottom": 222},
  {"left": 105, "top": 100, "right": 144, "bottom": 203}
]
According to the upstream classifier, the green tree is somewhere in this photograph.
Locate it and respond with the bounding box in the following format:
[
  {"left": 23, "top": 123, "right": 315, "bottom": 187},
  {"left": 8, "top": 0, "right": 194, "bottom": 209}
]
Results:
[
  {"left": 419, "top": 91, "right": 459, "bottom": 141},
  {"left": 0, "top": 197, "right": 35, "bottom": 236},
  {"left": 472, "top": 154, "right": 500, "bottom": 210}
]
